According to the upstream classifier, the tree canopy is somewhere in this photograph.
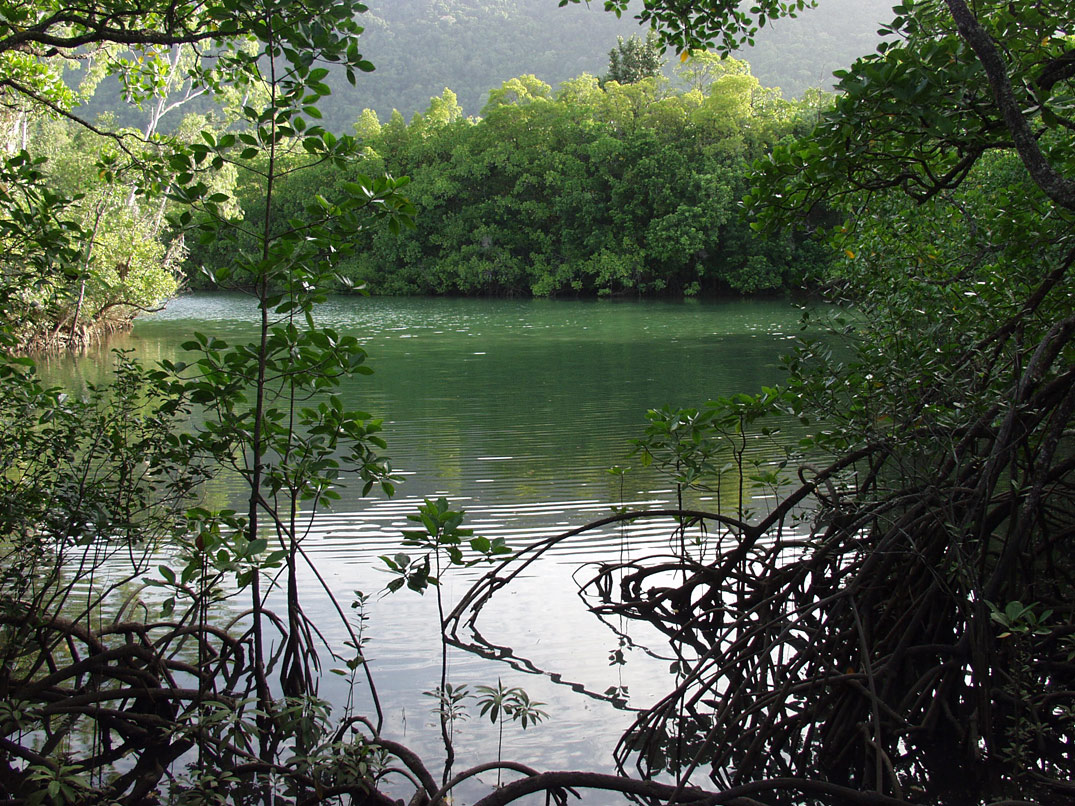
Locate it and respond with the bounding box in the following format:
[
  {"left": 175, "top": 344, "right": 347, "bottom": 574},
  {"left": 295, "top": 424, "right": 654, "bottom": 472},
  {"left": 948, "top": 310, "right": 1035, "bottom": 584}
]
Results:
[
  {"left": 568, "top": 0, "right": 1075, "bottom": 216},
  {"left": 0, "top": 0, "right": 382, "bottom": 349},
  {"left": 188, "top": 57, "right": 826, "bottom": 298},
  {"left": 602, "top": 31, "right": 664, "bottom": 85},
  {"left": 743, "top": 0, "right": 1075, "bottom": 218}
]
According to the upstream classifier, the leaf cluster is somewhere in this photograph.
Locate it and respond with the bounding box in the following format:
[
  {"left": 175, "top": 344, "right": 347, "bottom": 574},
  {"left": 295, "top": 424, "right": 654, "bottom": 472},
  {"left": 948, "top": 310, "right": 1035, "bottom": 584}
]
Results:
[
  {"left": 746, "top": 0, "right": 1075, "bottom": 229},
  {"left": 381, "top": 497, "right": 510, "bottom": 594}
]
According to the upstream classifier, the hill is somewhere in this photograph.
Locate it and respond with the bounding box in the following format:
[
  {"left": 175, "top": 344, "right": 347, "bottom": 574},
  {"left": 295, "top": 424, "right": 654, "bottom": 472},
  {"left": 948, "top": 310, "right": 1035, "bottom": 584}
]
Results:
[
  {"left": 75, "top": 0, "right": 894, "bottom": 132},
  {"left": 324, "top": 0, "right": 894, "bottom": 129}
]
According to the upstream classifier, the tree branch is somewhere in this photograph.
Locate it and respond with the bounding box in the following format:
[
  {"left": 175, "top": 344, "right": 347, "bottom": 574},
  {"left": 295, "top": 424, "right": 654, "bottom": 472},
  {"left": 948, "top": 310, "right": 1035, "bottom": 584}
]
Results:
[
  {"left": 944, "top": 0, "right": 1075, "bottom": 210},
  {"left": 0, "top": 15, "right": 237, "bottom": 57},
  {"left": 0, "top": 78, "right": 139, "bottom": 158}
]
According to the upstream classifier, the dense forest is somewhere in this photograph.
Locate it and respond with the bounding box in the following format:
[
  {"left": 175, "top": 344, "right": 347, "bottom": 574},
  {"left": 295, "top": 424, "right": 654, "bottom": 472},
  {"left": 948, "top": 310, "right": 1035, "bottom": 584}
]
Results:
[
  {"left": 189, "top": 55, "right": 828, "bottom": 298},
  {"left": 1, "top": 0, "right": 1073, "bottom": 805},
  {"left": 12, "top": 41, "right": 834, "bottom": 339}
]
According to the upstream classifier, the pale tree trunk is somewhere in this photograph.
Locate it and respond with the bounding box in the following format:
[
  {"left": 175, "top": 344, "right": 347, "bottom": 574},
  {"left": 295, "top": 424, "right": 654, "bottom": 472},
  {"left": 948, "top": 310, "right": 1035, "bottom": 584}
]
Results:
[
  {"left": 67, "top": 204, "right": 106, "bottom": 346},
  {"left": 127, "top": 45, "right": 209, "bottom": 210}
]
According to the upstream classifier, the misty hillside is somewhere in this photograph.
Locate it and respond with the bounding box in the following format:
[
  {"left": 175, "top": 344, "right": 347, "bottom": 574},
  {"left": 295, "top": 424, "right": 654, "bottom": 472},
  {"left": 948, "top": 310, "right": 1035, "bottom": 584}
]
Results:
[
  {"left": 77, "top": 0, "right": 895, "bottom": 132},
  {"left": 330, "top": 0, "right": 894, "bottom": 128}
]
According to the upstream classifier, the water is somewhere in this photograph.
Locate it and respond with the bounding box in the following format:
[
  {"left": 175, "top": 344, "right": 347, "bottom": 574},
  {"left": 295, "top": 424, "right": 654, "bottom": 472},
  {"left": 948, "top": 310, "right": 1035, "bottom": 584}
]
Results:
[{"left": 52, "top": 292, "right": 814, "bottom": 799}]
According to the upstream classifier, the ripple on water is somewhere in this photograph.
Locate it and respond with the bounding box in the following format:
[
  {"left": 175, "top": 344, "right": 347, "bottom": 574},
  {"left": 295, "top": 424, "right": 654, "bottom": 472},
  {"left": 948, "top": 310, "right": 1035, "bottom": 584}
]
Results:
[{"left": 61, "top": 292, "right": 820, "bottom": 791}]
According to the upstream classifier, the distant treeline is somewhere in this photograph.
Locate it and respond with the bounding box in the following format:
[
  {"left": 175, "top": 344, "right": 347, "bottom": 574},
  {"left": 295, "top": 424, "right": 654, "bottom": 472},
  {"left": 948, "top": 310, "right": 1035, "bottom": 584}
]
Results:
[{"left": 189, "top": 63, "right": 831, "bottom": 298}]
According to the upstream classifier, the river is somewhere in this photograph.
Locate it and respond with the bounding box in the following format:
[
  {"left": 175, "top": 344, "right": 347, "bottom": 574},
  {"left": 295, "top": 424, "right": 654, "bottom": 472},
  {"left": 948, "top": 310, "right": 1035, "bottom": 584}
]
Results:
[{"left": 50, "top": 292, "right": 815, "bottom": 801}]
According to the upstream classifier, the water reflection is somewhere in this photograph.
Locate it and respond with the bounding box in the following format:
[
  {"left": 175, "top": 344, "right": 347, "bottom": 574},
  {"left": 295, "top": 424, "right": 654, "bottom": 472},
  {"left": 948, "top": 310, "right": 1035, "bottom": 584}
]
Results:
[{"left": 52, "top": 293, "right": 813, "bottom": 795}]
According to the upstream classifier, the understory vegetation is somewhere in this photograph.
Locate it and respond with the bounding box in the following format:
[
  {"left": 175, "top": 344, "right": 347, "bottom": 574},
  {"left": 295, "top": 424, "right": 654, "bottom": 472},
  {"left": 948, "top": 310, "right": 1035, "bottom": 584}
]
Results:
[{"left": 1, "top": 0, "right": 1073, "bottom": 805}]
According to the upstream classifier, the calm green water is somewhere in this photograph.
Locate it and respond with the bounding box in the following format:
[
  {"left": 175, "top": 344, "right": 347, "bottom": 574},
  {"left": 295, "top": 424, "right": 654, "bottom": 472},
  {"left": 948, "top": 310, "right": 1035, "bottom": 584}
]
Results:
[
  {"left": 54, "top": 293, "right": 813, "bottom": 798},
  {"left": 62, "top": 293, "right": 805, "bottom": 501}
]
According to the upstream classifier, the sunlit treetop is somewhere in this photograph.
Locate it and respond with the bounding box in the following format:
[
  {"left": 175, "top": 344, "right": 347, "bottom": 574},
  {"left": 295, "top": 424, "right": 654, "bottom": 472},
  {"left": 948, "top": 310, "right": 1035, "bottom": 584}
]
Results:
[{"left": 564, "top": 0, "right": 1075, "bottom": 223}]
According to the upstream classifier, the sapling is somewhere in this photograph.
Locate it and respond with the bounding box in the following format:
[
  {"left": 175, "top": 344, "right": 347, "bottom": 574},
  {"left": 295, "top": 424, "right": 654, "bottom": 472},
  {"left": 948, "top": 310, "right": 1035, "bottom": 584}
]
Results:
[
  {"left": 474, "top": 679, "right": 548, "bottom": 786},
  {"left": 380, "top": 497, "right": 511, "bottom": 782}
]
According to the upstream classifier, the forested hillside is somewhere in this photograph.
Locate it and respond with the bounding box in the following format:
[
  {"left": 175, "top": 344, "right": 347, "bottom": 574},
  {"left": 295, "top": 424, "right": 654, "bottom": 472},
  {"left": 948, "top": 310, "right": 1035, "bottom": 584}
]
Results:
[
  {"left": 337, "top": 0, "right": 891, "bottom": 125},
  {"left": 75, "top": 0, "right": 891, "bottom": 132}
]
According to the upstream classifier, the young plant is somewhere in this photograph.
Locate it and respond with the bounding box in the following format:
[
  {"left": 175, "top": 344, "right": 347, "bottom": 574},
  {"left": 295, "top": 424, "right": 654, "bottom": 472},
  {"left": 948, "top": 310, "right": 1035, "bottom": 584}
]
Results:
[
  {"left": 474, "top": 679, "right": 548, "bottom": 785},
  {"left": 381, "top": 497, "right": 511, "bottom": 782},
  {"left": 423, "top": 682, "right": 471, "bottom": 747},
  {"left": 383, "top": 497, "right": 511, "bottom": 597},
  {"left": 160, "top": 0, "right": 415, "bottom": 775}
]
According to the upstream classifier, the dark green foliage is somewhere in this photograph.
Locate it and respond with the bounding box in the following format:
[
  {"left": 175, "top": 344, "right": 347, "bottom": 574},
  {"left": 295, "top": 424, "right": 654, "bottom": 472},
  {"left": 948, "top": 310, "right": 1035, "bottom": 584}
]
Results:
[
  {"left": 0, "top": 153, "right": 86, "bottom": 349},
  {"left": 190, "top": 66, "right": 829, "bottom": 297},
  {"left": 0, "top": 354, "right": 207, "bottom": 578},
  {"left": 603, "top": 32, "right": 664, "bottom": 85},
  {"left": 746, "top": 0, "right": 1075, "bottom": 223}
]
